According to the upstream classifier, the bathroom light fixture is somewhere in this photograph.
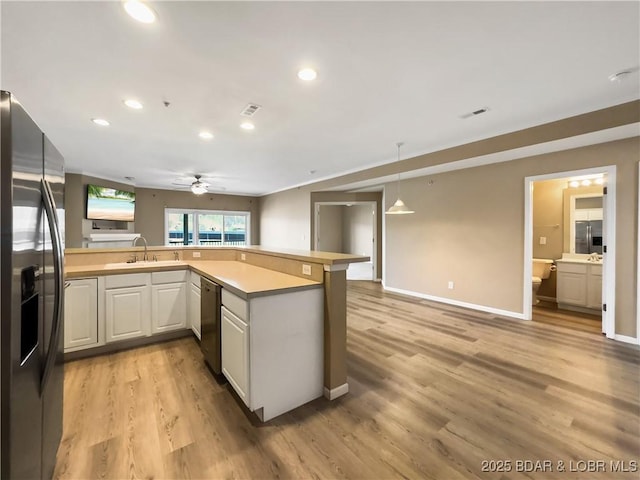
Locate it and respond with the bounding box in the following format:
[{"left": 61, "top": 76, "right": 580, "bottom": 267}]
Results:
[
  {"left": 568, "top": 174, "right": 605, "bottom": 188},
  {"left": 123, "top": 0, "right": 157, "bottom": 24},
  {"left": 240, "top": 122, "right": 255, "bottom": 130},
  {"left": 91, "top": 118, "right": 110, "bottom": 126},
  {"left": 198, "top": 131, "right": 214, "bottom": 140},
  {"left": 297, "top": 68, "right": 317, "bottom": 81},
  {"left": 124, "top": 99, "right": 143, "bottom": 109},
  {"left": 385, "top": 142, "right": 414, "bottom": 215}
]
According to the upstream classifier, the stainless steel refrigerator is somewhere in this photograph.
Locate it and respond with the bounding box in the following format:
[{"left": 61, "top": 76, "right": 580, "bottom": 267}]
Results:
[
  {"left": 1, "top": 91, "right": 65, "bottom": 479},
  {"left": 575, "top": 220, "right": 603, "bottom": 254}
]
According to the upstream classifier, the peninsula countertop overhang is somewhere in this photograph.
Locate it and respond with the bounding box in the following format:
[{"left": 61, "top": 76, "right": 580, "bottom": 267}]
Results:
[{"left": 65, "top": 245, "right": 370, "bottom": 266}]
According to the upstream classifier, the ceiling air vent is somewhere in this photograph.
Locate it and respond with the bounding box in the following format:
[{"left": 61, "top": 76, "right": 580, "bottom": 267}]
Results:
[
  {"left": 459, "top": 107, "right": 490, "bottom": 119},
  {"left": 240, "top": 103, "right": 262, "bottom": 117}
]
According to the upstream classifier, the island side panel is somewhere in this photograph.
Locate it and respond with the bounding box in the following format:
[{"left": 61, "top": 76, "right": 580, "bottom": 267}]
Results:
[{"left": 323, "top": 264, "right": 348, "bottom": 399}]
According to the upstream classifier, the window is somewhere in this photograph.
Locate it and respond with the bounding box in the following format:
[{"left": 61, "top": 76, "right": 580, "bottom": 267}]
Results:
[{"left": 165, "top": 209, "right": 250, "bottom": 246}]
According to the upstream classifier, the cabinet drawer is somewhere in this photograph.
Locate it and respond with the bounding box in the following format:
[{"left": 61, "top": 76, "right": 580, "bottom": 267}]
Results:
[
  {"left": 190, "top": 271, "right": 201, "bottom": 288},
  {"left": 222, "top": 288, "right": 248, "bottom": 321},
  {"left": 556, "top": 262, "right": 588, "bottom": 274},
  {"left": 590, "top": 264, "right": 603, "bottom": 276},
  {"left": 152, "top": 269, "right": 188, "bottom": 284},
  {"left": 105, "top": 273, "right": 150, "bottom": 289}
]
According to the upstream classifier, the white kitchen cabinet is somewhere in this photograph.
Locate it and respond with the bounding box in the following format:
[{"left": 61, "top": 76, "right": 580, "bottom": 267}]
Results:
[
  {"left": 151, "top": 270, "right": 187, "bottom": 334},
  {"left": 151, "top": 282, "right": 187, "bottom": 334},
  {"left": 221, "top": 306, "right": 250, "bottom": 403},
  {"left": 189, "top": 281, "right": 201, "bottom": 339},
  {"left": 105, "top": 284, "right": 150, "bottom": 342},
  {"left": 556, "top": 260, "right": 602, "bottom": 313},
  {"left": 64, "top": 278, "right": 98, "bottom": 351},
  {"left": 220, "top": 287, "right": 324, "bottom": 422},
  {"left": 105, "top": 273, "right": 151, "bottom": 342}
]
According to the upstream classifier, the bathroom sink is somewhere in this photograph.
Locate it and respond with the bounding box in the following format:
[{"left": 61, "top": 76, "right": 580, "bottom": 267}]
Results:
[{"left": 104, "top": 260, "right": 186, "bottom": 269}]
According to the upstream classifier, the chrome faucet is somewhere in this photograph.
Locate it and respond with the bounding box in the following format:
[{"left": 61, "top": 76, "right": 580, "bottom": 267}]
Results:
[{"left": 132, "top": 236, "right": 148, "bottom": 262}]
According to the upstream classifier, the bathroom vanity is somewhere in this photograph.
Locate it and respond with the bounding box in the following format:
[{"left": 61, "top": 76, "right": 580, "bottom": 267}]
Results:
[{"left": 556, "top": 256, "right": 602, "bottom": 314}]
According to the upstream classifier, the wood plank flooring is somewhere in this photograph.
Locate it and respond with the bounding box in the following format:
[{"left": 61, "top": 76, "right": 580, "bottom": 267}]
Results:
[{"left": 54, "top": 281, "right": 640, "bottom": 479}]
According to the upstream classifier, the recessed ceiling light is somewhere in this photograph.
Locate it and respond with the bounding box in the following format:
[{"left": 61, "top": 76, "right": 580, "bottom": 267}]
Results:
[
  {"left": 91, "top": 118, "right": 110, "bottom": 126},
  {"left": 240, "top": 122, "right": 255, "bottom": 130},
  {"left": 198, "top": 131, "right": 214, "bottom": 140},
  {"left": 297, "top": 68, "right": 317, "bottom": 81},
  {"left": 123, "top": 0, "right": 157, "bottom": 24},
  {"left": 581, "top": 179, "right": 592, "bottom": 186},
  {"left": 124, "top": 99, "right": 143, "bottom": 109},
  {"left": 569, "top": 180, "right": 580, "bottom": 188}
]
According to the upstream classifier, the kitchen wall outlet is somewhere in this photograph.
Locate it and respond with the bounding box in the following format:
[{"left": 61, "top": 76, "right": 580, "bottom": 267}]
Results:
[
  {"left": 240, "top": 253, "right": 246, "bottom": 261},
  {"left": 539, "top": 236, "right": 547, "bottom": 245},
  {"left": 448, "top": 281, "right": 454, "bottom": 290},
  {"left": 302, "top": 264, "right": 312, "bottom": 275},
  {"left": 192, "top": 251, "right": 201, "bottom": 258}
]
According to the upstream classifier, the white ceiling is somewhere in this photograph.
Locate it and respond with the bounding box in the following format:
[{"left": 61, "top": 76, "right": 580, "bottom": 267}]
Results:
[{"left": 1, "top": 1, "right": 638, "bottom": 196}]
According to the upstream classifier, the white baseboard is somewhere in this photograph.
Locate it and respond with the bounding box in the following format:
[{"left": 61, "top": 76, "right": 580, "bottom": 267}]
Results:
[
  {"left": 383, "top": 285, "right": 527, "bottom": 320},
  {"left": 324, "top": 383, "right": 349, "bottom": 400},
  {"left": 614, "top": 334, "right": 640, "bottom": 345}
]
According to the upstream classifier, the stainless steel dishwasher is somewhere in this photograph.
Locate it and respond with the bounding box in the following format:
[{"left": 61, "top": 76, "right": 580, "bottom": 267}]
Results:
[{"left": 200, "top": 277, "right": 222, "bottom": 375}]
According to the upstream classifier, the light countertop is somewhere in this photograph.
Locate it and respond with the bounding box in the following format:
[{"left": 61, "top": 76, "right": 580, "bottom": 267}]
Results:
[{"left": 65, "top": 260, "right": 321, "bottom": 299}]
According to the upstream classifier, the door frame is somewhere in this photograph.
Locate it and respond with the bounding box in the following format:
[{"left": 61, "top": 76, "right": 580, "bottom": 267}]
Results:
[
  {"left": 524, "top": 165, "right": 616, "bottom": 339},
  {"left": 314, "top": 201, "right": 377, "bottom": 280}
]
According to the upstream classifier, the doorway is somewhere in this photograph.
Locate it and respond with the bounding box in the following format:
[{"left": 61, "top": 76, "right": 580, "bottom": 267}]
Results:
[
  {"left": 314, "top": 202, "right": 377, "bottom": 280},
  {"left": 524, "top": 166, "right": 616, "bottom": 339}
]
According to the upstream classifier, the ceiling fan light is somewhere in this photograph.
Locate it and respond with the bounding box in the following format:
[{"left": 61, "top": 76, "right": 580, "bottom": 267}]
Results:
[{"left": 191, "top": 182, "right": 207, "bottom": 195}]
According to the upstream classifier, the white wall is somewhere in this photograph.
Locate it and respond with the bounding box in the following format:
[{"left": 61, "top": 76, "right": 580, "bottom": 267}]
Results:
[
  {"left": 259, "top": 188, "right": 310, "bottom": 249},
  {"left": 318, "top": 205, "right": 344, "bottom": 252},
  {"left": 343, "top": 204, "right": 373, "bottom": 257}
]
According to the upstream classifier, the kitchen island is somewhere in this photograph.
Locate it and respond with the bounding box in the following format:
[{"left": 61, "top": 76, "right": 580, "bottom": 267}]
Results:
[{"left": 65, "top": 246, "right": 368, "bottom": 409}]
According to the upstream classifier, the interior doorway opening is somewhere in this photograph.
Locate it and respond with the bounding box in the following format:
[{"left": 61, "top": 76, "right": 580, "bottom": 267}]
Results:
[
  {"left": 314, "top": 202, "right": 377, "bottom": 281},
  {"left": 524, "top": 166, "right": 616, "bottom": 339}
]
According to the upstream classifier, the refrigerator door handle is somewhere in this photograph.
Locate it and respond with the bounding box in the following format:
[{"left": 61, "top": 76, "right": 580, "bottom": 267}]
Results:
[{"left": 40, "top": 178, "right": 63, "bottom": 395}]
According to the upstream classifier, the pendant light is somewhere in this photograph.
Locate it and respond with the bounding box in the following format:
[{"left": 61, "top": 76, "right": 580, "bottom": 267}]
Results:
[{"left": 385, "top": 142, "right": 414, "bottom": 215}]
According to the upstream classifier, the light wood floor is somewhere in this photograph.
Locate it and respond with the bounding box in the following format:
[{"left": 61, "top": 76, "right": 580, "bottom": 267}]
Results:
[{"left": 54, "top": 282, "right": 640, "bottom": 479}]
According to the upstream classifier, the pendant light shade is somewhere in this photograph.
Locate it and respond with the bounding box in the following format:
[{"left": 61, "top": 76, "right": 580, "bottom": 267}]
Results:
[{"left": 385, "top": 142, "right": 414, "bottom": 215}]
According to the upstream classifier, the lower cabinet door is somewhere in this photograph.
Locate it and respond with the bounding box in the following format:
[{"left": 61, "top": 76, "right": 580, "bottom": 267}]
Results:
[
  {"left": 587, "top": 270, "right": 603, "bottom": 310},
  {"left": 105, "top": 285, "right": 150, "bottom": 342},
  {"left": 64, "top": 278, "right": 98, "bottom": 350},
  {"left": 151, "top": 282, "right": 187, "bottom": 334},
  {"left": 557, "top": 272, "right": 587, "bottom": 306},
  {"left": 221, "top": 306, "right": 250, "bottom": 406},
  {"left": 189, "top": 283, "right": 201, "bottom": 339}
]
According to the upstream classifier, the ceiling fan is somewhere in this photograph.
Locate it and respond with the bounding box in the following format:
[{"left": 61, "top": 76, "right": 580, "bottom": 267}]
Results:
[{"left": 171, "top": 174, "right": 226, "bottom": 195}]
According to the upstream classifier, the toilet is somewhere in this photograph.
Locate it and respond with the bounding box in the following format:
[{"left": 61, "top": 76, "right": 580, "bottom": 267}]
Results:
[{"left": 532, "top": 258, "right": 554, "bottom": 306}]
